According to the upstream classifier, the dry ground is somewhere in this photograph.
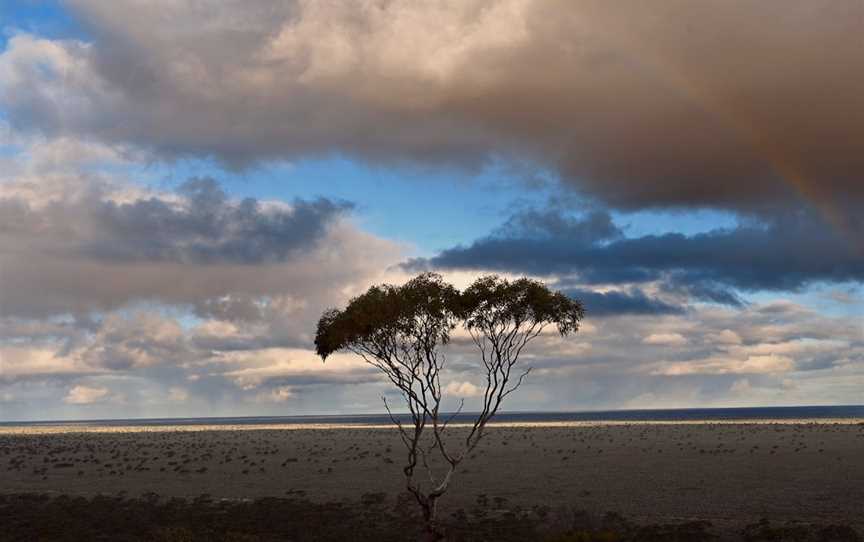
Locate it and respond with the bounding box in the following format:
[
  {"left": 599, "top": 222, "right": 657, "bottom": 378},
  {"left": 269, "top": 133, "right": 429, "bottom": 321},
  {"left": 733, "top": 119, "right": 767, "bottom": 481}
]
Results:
[{"left": 2, "top": 422, "right": 863, "bottom": 539}]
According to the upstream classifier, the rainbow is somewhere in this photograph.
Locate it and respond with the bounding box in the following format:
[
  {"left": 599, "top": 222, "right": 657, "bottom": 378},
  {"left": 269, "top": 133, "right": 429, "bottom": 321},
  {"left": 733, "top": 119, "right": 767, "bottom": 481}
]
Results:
[{"left": 578, "top": 12, "right": 860, "bottom": 252}]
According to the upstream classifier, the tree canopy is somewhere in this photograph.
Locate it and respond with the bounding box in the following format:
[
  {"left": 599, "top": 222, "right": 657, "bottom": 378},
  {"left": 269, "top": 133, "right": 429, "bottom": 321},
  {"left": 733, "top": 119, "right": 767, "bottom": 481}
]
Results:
[
  {"left": 315, "top": 273, "right": 584, "bottom": 363},
  {"left": 461, "top": 275, "right": 584, "bottom": 336},
  {"left": 314, "top": 272, "right": 461, "bottom": 363}
]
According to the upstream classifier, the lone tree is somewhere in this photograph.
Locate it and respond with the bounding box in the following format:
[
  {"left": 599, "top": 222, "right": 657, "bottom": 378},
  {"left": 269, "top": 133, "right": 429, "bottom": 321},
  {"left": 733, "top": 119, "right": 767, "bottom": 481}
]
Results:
[{"left": 314, "top": 273, "right": 584, "bottom": 539}]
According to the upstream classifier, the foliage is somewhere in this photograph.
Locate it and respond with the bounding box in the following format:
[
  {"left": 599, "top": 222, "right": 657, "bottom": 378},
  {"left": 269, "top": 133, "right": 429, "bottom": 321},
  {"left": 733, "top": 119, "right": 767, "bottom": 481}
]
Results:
[
  {"left": 315, "top": 273, "right": 461, "bottom": 363},
  {"left": 460, "top": 275, "right": 584, "bottom": 337},
  {"left": 314, "top": 273, "right": 584, "bottom": 538}
]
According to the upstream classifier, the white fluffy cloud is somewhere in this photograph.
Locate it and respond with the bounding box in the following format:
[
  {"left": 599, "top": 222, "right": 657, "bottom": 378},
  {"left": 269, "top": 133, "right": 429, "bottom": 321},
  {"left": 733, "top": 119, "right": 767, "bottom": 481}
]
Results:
[
  {"left": 64, "top": 384, "right": 111, "bottom": 404},
  {"left": 444, "top": 380, "right": 483, "bottom": 398}
]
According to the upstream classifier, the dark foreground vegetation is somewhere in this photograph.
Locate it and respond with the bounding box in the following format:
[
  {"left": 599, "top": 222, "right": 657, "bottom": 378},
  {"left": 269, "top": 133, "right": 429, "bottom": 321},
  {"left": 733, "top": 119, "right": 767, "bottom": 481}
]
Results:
[{"left": 0, "top": 493, "right": 860, "bottom": 542}]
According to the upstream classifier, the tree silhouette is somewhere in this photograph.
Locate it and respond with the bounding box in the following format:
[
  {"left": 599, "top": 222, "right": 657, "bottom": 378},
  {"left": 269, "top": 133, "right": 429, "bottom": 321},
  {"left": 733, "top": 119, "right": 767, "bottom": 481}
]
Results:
[{"left": 315, "top": 273, "right": 584, "bottom": 539}]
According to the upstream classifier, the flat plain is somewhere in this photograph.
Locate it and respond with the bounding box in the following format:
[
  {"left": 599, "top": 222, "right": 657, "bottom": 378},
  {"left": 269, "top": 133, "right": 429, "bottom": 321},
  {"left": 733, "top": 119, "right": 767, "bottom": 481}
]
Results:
[{"left": 2, "top": 421, "right": 863, "bottom": 538}]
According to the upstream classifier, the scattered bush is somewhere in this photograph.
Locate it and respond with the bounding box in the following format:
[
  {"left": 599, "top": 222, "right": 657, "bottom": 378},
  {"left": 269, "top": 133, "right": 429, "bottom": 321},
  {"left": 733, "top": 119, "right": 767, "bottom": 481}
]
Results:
[
  {"left": 742, "top": 519, "right": 862, "bottom": 542},
  {"left": 0, "top": 493, "right": 859, "bottom": 541}
]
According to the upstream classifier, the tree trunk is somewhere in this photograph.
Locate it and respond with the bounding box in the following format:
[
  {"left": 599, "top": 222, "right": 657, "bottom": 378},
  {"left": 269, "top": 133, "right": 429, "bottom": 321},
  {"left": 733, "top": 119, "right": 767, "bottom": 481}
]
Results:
[{"left": 419, "top": 496, "right": 444, "bottom": 541}]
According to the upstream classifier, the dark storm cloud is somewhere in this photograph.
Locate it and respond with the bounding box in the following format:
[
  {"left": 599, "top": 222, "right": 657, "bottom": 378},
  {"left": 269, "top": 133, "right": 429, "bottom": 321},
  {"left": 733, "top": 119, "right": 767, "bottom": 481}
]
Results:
[
  {"left": 660, "top": 282, "right": 745, "bottom": 308},
  {"left": 412, "top": 208, "right": 864, "bottom": 295},
  {"left": 71, "top": 178, "right": 352, "bottom": 265},
  {"left": 494, "top": 209, "right": 623, "bottom": 244},
  {"left": 562, "top": 288, "right": 683, "bottom": 318},
  {"left": 0, "top": 177, "right": 347, "bottom": 268},
  {"left": 4, "top": 0, "right": 864, "bottom": 225}
]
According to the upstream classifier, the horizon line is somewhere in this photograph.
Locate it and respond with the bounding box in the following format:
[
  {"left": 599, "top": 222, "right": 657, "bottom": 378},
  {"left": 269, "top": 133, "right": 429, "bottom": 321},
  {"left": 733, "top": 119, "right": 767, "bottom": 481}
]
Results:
[{"left": 3, "top": 403, "right": 864, "bottom": 426}]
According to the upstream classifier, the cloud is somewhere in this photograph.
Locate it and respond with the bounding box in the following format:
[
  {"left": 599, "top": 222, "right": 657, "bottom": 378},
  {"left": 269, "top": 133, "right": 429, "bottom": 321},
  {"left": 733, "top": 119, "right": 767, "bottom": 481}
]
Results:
[
  {"left": 3, "top": 0, "right": 864, "bottom": 418},
  {"left": 494, "top": 209, "right": 623, "bottom": 245},
  {"left": 0, "top": 167, "right": 398, "bottom": 319},
  {"left": 64, "top": 384, "right": 110, "bottom": 404},
  {"left": 0, "top": 134, "right": 408, "bottom": 418},
  {"left": 562, "top": 288, "right": 683, "bottom": 318},
  {"left": 253, "top": 386, "right": 294, "bottom": 403},
  {"left": 413, "top": 207, "right": 863, "bottom": 297},
  {"left": 444, "top": 380, "right": 482, "bottom": 398},
  {"left": 2, "top": 274, "right": 862, "bottom": 417},
  {"left": 168, "top": 387, "right": 189, "bottom": 402},
  {"left": 81, "top": 312, "right": 190, "bottom": 370},
  {"left": 655, "top": 354, "right": 795, "bottom": 376},
  {"left": 730, "top": 378, "right": 751, "bottom": 393},
  {"left": 0, "top": 174, "right": 350, "bottom": 268},
  {"left": 0, "top": 344, "right": 101, "bottom": 382},
  {"left": 707, "top": 330, "right": 743, "bottom": 346},
  {"left": 3, "top": 0, "right": 864, "bottom": 230},
  {"left": 77, "top": 178, "right": 353, "bottom": 265},
  {"left": 513, "top": 296, "right": 862, "bottom": 402},
  {"left": 643, "top": 333, "right": 688, "bottom": 347},
  {"left": 220, "top": 348, "right": 382, "bottom": 390},
  {"left": 824, "top": 287, "right": 863, "bottom": 306}
]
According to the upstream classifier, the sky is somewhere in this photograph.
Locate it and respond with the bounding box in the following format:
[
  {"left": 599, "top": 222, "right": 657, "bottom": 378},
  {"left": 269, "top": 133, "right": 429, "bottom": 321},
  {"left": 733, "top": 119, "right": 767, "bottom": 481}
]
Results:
[{"left": 0, "top": 0, "right": 862, "bottom": 422}]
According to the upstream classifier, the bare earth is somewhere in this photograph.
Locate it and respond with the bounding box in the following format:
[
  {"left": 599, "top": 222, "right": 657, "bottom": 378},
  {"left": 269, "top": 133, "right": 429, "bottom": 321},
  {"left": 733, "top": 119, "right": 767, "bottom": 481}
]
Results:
[{"left": 2, "top": 421, "right": 863, "bottom": 533}]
